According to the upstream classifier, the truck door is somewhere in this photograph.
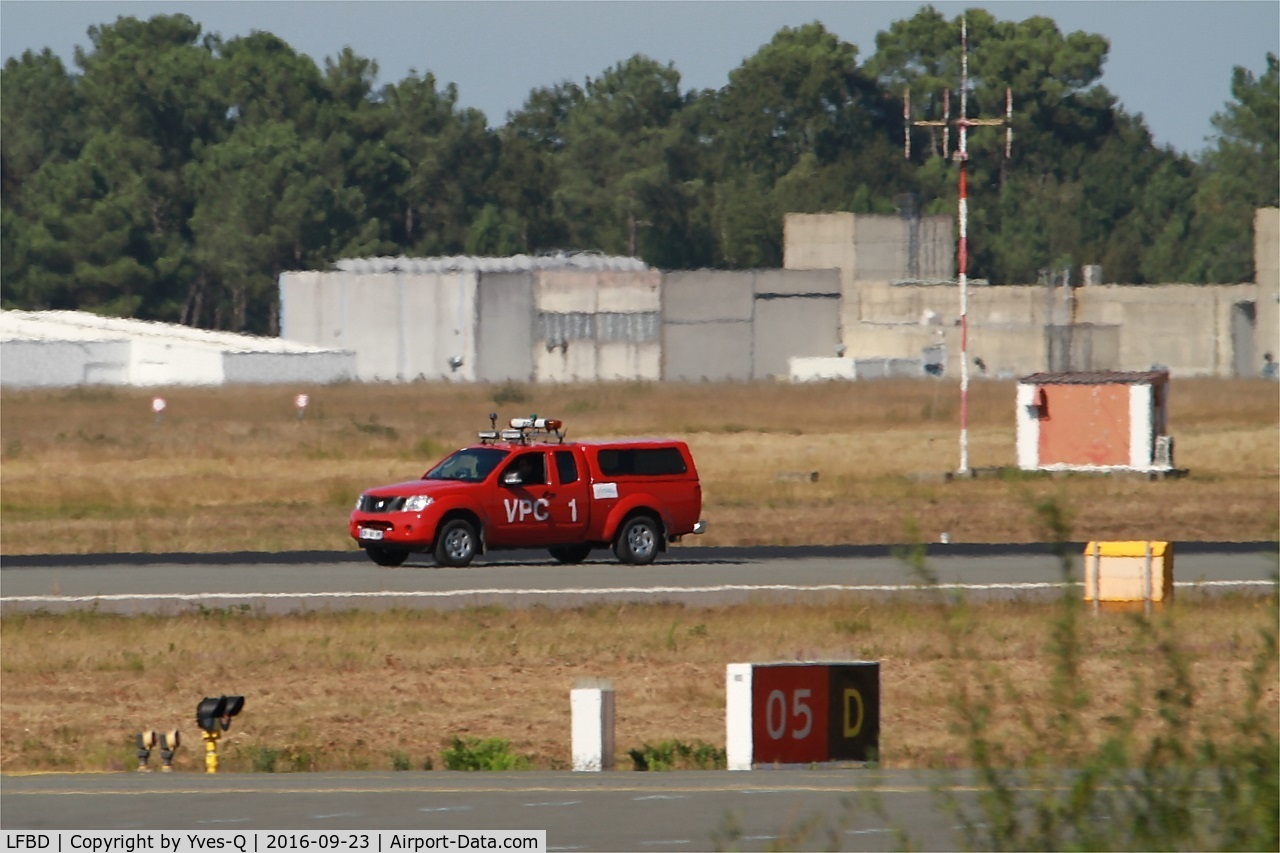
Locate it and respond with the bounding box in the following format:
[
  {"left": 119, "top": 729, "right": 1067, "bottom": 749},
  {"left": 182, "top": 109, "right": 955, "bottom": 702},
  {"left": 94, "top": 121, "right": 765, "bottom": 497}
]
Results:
[
  {"left": 488, "top": 450, "right": 555, "bottom": 546},
  {"left": 548, "top": 448, "right": 590, "bottom": 541}
]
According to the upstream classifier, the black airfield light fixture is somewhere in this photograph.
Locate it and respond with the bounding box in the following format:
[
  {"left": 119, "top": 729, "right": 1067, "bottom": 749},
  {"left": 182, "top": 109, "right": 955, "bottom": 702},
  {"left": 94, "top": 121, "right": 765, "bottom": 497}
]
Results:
[{"left": 196, "top": 695, "right": 244, "bottom": 773}]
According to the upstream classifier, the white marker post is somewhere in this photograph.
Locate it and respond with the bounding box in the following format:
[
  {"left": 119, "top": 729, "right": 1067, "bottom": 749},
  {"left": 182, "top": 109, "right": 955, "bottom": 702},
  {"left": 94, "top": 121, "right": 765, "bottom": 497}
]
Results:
[
  {"left": 725, "top": 663, "right": 754, "bottom": 771},
  {"left": 571, "top": 680, "right": 615, "bottom": 771},
  {"left": 151, "top": 397, "right": 166, "bottom": 426},
  {"left": 295, "top": 393, "right": 309, "bottom": 422}
]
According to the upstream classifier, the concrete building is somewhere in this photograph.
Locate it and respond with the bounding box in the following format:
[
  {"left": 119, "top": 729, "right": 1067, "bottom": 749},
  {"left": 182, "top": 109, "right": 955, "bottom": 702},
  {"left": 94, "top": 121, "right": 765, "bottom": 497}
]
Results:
[
  {"left": 281, "top": 257, "right": 841, "bottom": 383},
  {"left": 783, "top": 209, "right": 1278, "bottom": 379},
  {"left": 273, "top": 208, "right": 1278, "bottom": 385},
  {"left": 1, "top": 310, "right": 355, "bottom": 388},
  {"left": 280, "top": 253, "right": 655, "bottom": 383}
]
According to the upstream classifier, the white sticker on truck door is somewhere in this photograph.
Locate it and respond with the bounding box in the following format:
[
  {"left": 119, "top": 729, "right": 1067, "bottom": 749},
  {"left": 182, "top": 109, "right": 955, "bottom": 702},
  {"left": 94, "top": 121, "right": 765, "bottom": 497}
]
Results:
[{"left": 592, "top": 482, "right": 618, "bottom": 499}]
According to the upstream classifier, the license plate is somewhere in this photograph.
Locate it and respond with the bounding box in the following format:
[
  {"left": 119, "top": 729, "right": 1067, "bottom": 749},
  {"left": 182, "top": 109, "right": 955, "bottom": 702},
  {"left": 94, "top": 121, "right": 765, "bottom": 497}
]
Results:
[{"left": 359, "top": 528, "right": 384, "bottom": 541}]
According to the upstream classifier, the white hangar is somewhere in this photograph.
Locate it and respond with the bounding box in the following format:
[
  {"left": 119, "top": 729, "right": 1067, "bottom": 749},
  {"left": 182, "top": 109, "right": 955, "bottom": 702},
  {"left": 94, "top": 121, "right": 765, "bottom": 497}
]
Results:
[{"left": 0, "top": 309, "right": 356, "bottom": 388}]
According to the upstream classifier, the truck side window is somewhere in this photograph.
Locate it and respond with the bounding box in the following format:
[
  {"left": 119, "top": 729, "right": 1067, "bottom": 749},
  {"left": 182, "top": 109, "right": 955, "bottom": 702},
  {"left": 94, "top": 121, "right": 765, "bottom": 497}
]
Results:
[
  {"left": 555, "top": 450, "right": 579, "bottom": 485},
  {"left": 596, "top": 447, "right": 687, "bottom": 476},
  {"left": 505, "top": 452, "right": 547, "bottom": 486}
]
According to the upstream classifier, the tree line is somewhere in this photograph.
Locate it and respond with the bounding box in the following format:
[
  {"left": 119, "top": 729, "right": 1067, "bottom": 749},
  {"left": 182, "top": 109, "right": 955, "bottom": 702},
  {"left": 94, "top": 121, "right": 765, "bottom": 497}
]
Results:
[{"left": 2, "top": 8, "right": 1276, "bottom": 335}]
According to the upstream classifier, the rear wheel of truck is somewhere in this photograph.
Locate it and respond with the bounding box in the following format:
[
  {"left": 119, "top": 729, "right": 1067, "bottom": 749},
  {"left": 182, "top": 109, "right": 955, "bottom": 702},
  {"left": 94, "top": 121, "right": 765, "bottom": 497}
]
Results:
[
  {"left": 548, "top": 544, "right": 592, "bottom": 564},
  {"left": 614, "top": 515, "right": 660, "bottom": 565},
  {"left": 434, "top": 518, "right": 478, "bottom": 567}
]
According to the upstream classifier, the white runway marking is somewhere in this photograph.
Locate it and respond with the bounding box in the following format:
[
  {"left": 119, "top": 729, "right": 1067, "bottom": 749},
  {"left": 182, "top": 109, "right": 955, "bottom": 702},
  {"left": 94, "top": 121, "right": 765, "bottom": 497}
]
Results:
[
  {"left": 632, "top": 794, "right": 690, "bottom": 801},
  {"left": 3, "top": 580, "right": 1269, "bottom": 606}
]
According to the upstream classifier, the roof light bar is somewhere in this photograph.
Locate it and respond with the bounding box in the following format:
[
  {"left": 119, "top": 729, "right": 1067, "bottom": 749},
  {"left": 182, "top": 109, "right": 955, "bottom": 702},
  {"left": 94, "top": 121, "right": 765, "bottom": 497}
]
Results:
[{"left": 509, "top": 417, "right": 564, "bottom": 431}]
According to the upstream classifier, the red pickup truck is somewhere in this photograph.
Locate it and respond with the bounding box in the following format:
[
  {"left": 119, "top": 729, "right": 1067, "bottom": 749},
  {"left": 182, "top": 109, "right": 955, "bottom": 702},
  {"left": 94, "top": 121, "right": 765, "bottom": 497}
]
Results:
[{"left": 350, "top": 416, "right": 704, "bottom": 567}]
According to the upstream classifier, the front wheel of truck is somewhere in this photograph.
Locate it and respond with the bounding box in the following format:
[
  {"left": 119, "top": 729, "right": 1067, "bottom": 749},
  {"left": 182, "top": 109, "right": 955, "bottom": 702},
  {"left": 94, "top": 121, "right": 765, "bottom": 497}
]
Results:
[{"left": 434, "top": 518, "right": 478, "bottom": 567}]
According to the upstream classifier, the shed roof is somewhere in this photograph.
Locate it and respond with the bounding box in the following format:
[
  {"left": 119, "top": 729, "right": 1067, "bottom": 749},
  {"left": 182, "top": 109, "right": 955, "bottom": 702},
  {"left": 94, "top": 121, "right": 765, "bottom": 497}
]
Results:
[{"left": 1019, "top": 370, "right": 1170, "bottom": 385}]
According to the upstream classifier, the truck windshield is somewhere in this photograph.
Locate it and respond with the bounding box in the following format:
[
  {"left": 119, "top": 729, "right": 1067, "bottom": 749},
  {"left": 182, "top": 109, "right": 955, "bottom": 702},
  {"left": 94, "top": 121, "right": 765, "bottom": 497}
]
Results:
[{"left": 423, "top": 447, "right": 508, "bottom": 482}]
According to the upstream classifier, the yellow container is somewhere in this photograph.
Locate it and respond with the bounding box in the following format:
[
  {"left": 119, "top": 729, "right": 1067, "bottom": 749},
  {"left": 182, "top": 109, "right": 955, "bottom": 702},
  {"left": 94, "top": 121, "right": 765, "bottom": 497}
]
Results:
[{"left": 1083, "top": 541, "right": 1173, "bottom": 604}]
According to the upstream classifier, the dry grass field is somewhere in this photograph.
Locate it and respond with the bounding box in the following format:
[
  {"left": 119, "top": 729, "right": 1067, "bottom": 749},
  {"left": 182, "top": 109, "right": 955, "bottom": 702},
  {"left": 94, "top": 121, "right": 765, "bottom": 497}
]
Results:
[
  {"left": 1, "top": 595, "right": 1275, "bottom": 774},
  {"left": 0, "top": 379, "right": 1275, "bottom": 777},
  {"left": 0, "top": 378, "right": 1276, "bottom": 553}
]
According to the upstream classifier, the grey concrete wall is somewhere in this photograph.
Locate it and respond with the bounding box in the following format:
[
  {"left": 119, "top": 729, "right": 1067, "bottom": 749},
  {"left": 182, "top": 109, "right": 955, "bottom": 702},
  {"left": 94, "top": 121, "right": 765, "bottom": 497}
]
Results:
[
  {"left": 661, "top": 270, "right": 838, "bottom": 381},
  {"left": 784, "top": 213, "right": 858, "bottom": 337},
  {"left": 918, "top": 216, "right": 956, "bottom": 281},
  {"left": 1074, "top": 284, "right": 1252, "bottom": 377},
  {"left": 752, "top": 268, "right": 841, "bottom": 380},
  {"left": 662, "top": 270, "right": 754, "bottom": 321},
  {"left": 329, "top": 272, "right": 401, "bottom": 380},
  {"left": 784, "top": 212, "right": 956, "bottom": 340},
  {"left": 829, "top": 278, "right": 1254, "bottom": 379},
  {"left": 842, "top": 322, "right": 1052, "bottom": 379},
  {"left": 279, "top": 271, "right": 479, "bottom": 381},
  {"left": 278, "top": 271, "right": 326, "bottom": 345},
  {"left": 0, "top": 340, "right": 130, "bottom": 387},
  {"left": 533, "top": 269, "right": 662, "bottom": 382},
  {"left": 222, "top": 351, "right": 356, "bottom": 384},
  {"left": 783, "top": 212, "right": 956, "bottom": 284},
  {"left": 403, "top": 271, "right": 478, "bottom": 381},
  {"left": 476, "top": 272, "right": 535, "bottom": 383},
  {"left": 753, "top": 268, "right": 840, "bottom": 296},
  {"left": 1256, "top": 208, "right": 1279, "bottom": 370},
  {"left": 854, "top": 282, "right": 1053, "bottom": 326},
  {"left": 662, "top": 270, "right": 753, "bottom": 381},
  {"left": 664, "top": 321, "right": 753, "bottom": 381},
  {"left": 753, "top": 294, "right": 840, "bottom": 379},
  {"left": 848, "top": 214, "right": 954, "bottom": 282}
]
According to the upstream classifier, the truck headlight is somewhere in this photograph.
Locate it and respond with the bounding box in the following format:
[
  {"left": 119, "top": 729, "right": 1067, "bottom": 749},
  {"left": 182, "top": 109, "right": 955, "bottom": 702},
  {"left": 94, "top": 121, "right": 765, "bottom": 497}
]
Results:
[{"left": 404, "top": 495, "right": 434, "bottom": 512}]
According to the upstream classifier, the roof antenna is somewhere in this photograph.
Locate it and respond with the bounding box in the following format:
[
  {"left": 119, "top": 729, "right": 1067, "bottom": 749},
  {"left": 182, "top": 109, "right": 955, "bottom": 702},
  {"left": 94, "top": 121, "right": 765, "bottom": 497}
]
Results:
[{"left": 488, "top": 412, "right": 497, "bottom": 430}]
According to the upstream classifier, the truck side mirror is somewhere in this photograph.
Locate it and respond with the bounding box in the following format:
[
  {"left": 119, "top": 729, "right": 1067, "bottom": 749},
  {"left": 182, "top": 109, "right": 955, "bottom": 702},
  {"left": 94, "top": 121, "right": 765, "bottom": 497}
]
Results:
[{"left": 502, "top": 471, "right": 522, "bottom": 486}]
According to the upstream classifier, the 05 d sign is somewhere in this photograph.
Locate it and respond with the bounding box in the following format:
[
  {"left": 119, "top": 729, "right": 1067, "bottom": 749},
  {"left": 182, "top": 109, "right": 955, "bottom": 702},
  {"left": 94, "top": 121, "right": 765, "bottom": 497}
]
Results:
[{"left": 725, "top": 661, "right": 879, "bottom": 770}]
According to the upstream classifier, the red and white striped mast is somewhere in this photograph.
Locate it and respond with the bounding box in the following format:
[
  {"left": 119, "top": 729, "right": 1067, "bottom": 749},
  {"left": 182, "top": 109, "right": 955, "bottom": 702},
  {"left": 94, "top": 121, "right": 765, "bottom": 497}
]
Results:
[{"left": 906, "top": 17, "right": 1012, "bottom": 475}]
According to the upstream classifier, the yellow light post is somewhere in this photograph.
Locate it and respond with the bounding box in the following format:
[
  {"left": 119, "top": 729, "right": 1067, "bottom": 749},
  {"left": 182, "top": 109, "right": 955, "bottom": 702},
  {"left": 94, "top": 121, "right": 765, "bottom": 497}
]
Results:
[{"left": 195, "top": 696, "right": 244, "bottom": 774}]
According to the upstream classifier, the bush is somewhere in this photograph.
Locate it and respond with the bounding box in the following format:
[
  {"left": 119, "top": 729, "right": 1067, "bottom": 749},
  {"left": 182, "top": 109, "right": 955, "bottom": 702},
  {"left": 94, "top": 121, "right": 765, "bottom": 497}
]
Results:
[
  {"left": 440, "top": 736, "right": 530, "bottom": 771},
  {"left": 628, "top": 739, "right": 727, "bottom": 771}
]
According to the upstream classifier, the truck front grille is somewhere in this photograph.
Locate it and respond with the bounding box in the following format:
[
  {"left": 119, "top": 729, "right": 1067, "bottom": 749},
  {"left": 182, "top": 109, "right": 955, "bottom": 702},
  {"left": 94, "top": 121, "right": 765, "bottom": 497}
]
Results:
[{"left": 359, "top": 495, "right": 406, "bottom": 513}]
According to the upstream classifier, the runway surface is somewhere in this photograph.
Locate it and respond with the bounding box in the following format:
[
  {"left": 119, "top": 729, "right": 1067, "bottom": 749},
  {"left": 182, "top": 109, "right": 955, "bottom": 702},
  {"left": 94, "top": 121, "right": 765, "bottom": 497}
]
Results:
[
  {"left": 1, "top": 542, "right": 1273, "bottom": 614},
  {"left": 4, "top": 768, "right": 1000, "bottom": 850}
]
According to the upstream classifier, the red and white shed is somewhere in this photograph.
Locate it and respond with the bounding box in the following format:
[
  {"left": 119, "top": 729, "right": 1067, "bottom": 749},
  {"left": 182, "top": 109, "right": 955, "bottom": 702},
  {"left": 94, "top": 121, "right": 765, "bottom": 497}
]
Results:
[{"left": 1016, "top": 370, "right": 1173, "bottom": 472}]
